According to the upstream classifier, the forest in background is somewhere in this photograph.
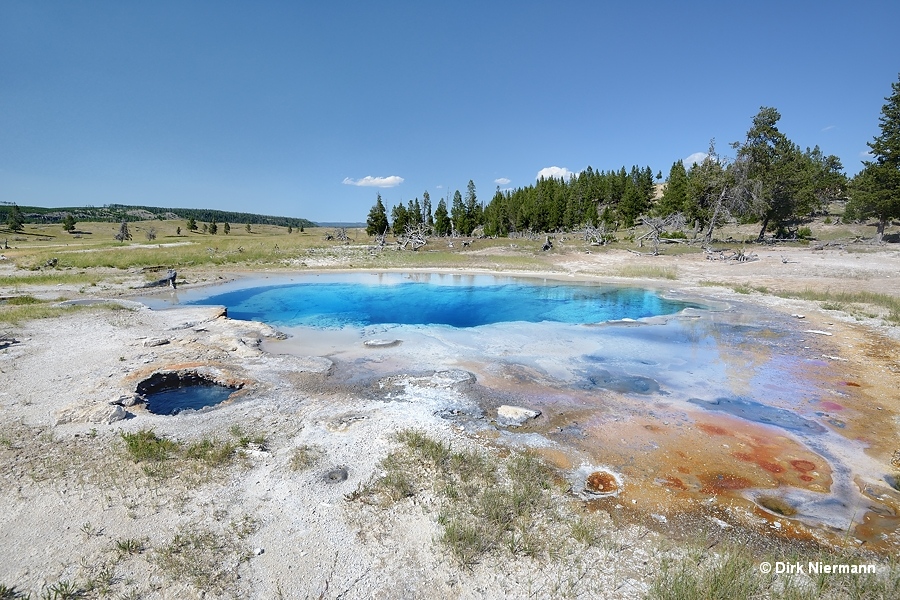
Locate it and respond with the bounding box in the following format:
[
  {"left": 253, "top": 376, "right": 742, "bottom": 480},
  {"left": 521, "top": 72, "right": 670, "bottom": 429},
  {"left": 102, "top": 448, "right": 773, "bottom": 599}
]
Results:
[{"left": 369, "top": 73, "right": 900, "bottom": 244}]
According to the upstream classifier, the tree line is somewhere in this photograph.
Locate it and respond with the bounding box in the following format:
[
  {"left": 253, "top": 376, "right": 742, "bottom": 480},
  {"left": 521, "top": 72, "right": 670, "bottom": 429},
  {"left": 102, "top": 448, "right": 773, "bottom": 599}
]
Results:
[
  {"left": 1, "top": 203, "right": 316, "bottom": 230},
  {"left": 367, "top": 73, "right": 900, "bottom": 243}
]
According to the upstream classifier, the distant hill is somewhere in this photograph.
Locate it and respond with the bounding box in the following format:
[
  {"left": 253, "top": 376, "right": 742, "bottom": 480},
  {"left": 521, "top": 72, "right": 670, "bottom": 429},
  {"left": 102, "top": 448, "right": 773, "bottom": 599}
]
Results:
[{"left": 2, "top": 203, "right": 317, "bottom": 229}]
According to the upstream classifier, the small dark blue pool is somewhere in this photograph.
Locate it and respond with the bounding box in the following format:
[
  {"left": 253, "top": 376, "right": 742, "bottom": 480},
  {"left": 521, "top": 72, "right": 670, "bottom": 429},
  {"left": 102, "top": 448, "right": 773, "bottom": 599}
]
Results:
[{"left": 145, "top": 383, "right": 235, "bottom": 415}]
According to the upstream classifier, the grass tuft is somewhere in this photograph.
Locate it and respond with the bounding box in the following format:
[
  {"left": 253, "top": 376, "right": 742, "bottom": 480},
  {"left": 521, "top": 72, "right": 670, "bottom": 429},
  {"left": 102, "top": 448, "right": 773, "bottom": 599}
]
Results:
[
  {"left": 289, "top": 444, "right": 319, "bottom": 471},
  {"left": 120, "top": 429, "right": 179, "bottom": 463},
  {"left": 184, "top": 438, "right": 236, "bottom": 466}
]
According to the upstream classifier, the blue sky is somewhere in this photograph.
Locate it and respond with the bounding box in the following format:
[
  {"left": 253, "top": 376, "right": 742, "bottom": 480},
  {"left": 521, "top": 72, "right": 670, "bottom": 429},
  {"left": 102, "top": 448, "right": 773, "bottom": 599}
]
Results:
[{"left": 2, "top": 1, "right": 898, "bottom": 223}]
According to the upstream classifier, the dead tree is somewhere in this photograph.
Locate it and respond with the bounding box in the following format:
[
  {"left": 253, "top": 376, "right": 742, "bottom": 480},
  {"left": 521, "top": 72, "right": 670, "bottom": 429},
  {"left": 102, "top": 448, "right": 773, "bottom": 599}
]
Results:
[
  {"left": 141, "top": 269, "right": 178, "bottom": 289},
  {"left": 637, "top": 213, "right": 686, "bottom": 255},
  {"left": 582, "top": 224, "right": 613, "bottom": 246},
  {"left": 396, "top": 223, "right": 430, "bottom": 250}
]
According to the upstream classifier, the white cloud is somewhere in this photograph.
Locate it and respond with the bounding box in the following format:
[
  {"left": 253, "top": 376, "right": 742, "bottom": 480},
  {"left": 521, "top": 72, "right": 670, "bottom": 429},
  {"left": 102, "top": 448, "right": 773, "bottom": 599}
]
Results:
[
  {"left": 859, "top": 150, "right": 874, "bottom": 158},
  {"left": 494, "top": 177, "right": 511, "bottom": 185},
  {"left": 536, "top": 166, "right": 575, "bottom": 181},
  {"left": 342, "top": 175, "right": 404, "bottom": 188},
  {"left": 682, "top": 152, "right": 709, "bottom": 169},
  {"left": 821, "top": 125, "right": 836, "bottom": 132},
  {"left": 435, "top": 185, "right": 443, "bottom": 189}
]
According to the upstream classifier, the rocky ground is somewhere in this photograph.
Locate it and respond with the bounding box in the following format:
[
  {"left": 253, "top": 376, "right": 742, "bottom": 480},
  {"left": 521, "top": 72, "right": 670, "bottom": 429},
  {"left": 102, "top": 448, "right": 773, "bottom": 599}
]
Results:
[{"left": 1, "top": 244, "right": 899, "bottom": 599}]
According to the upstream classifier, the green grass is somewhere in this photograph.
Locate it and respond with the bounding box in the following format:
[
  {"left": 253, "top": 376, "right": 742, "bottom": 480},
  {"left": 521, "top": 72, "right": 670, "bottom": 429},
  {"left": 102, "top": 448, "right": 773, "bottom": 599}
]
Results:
[
  {"left": 121, "top": 429, "right": 241, "bottom": 475},
  {"left": 184, "top": 438, "right": 237, "bottom": 466},
  {"left": 115, "top": 537, "right": 146, "bottom": 557},
  {"left": 121, "top": 429, "right": 180, "bottom": 463}
]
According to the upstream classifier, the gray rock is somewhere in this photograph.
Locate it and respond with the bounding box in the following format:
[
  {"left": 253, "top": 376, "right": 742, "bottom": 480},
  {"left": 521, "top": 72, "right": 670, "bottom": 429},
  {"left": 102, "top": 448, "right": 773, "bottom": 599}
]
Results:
[
  {"left": 111, "top": 393, "right": 142, "bottom": 407},
  {"left": 56, "top": 403, "right": 128, "bottom": 426},
  {"left": 496, "top": 405, "right": 541, "bottom": 427},
  {"left": 364, "top": 339, "right": 402, "bottom": 348},
  {"left": 143, "top": 338, "right": 170, "bottom": 347},
  {"left": 88, "top": 404, "right": 127, "bottom": 424},
  {"left": 430, "top": 369, "right": 475, "bottom": 387}
]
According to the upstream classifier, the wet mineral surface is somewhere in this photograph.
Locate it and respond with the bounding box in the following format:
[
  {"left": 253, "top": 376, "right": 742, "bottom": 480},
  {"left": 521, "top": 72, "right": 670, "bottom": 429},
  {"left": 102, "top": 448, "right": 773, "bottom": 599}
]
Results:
[{"left": 170, "top": 275, "right": 900, "bottom": 554}]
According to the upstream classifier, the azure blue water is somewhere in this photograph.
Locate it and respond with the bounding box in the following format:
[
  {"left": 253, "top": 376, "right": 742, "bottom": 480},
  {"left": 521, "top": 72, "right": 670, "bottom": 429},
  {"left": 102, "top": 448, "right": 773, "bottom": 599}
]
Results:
[{"left": 179, "top": 273, "right": 697, "bottom": 328}]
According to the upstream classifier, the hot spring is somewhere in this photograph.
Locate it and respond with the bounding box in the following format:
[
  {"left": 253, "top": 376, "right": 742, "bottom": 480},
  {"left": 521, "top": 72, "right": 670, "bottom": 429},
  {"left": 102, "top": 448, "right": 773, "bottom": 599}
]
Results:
[{"left": 143, "top": 271, "right": 900, "bottom": 550}]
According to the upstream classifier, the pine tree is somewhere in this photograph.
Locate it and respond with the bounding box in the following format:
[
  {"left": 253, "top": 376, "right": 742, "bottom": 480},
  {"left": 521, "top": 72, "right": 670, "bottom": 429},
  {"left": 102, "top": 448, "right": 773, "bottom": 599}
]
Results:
[
  {"left": 465, "top": 180, "right": 482, "bottom": 234},
  {"left": 209, "top": 220, "right": 218, "bottom": 235},
  {"left": 114, "top": 220, "right": 132, "bottom": 242},
  {"left": 6, "top": 204, "right": 24, "bottom": 232},
  {"left": 450, "top": 190, "right": 466, "bottom": 235},
  {"left": 187, "top": 217, "right": 197, "bottom": 232},
  {"left": 422, "top": 191, "right": 433, "bottom": 228},
  {"left": 224, "top": 222, "right": 231, "bottom": 234},
  {"left": 390, "top": 203, "right": 409, "bottom": 234},
  {"left": 366, "top": 194, "right": 389, "bottom": 236},
  {"left": 848, "top": 73, "right": 900, "bottom": 240},
  {"left": 656, "top": 161, "right": 689, "bottom": 216},
  {"left": 434, "top": 199, "right": 450, "bottom": 236},
  {"left": 62, "top": 213, "right": 77, "bottom": 232}
]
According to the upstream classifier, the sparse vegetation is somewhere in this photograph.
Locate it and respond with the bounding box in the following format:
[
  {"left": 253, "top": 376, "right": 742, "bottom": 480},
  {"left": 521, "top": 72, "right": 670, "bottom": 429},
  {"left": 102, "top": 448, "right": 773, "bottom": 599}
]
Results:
[
  {"left": 119, "top": 429, "right": 246, "bottom": 478},
  {"left": 649, "top": 545, "right": 900, "bottom": 600},
  {"left": 120, "top": 429, "right": 179, "bottom": 463},
  {"left": 350, "top": 429, "right": 565, "bottom": 566},
  {"left": 184, "top": 437, "right": 237, "bottom": 466},
  {"left": 115, "top": 537, "right": 145, "bottom": 557},
  {"left": 0, "top": 584, "right": 28, "bottom": 599},
  {"left": 613, "top": 265, "right": 678, "bottom": 279},
  {"left": 289, "top": 444, "right": 319, "bottom": 471}
]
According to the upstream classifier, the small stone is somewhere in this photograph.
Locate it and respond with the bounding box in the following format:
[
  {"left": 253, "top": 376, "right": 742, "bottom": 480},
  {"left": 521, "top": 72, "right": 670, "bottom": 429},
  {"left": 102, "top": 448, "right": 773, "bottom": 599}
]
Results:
[
  {"left": 253, "top": 548, "right": 264, "bottom": 556},
  {"left": 111, "top": 393, "right": 142, "bottom": 407},
  {"left": 143, "top": 338, "right": 170, "bottom": 347}
]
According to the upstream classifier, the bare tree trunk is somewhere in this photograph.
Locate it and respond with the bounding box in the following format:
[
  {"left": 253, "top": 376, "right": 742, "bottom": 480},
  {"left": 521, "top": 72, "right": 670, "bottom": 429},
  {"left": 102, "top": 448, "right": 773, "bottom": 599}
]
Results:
[
  {"left": 704, "top": 188, "right": 728, "bottom": 244},
  {"left": 876, "top": 219, "right": 885, "bottom": 242},
  {"left": 757, "top": 215, "right": 770, "bottom": 242}
]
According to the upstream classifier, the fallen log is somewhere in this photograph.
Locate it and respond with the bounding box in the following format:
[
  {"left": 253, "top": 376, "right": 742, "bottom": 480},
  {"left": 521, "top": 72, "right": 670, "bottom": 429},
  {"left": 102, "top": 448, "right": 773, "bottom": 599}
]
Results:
[{"left": 140, "top": 269, "right": 177, "bottom": 289}]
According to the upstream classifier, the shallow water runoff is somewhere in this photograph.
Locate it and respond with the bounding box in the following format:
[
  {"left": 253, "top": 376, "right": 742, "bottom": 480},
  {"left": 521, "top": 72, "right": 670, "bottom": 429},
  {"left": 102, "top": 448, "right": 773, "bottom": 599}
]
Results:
[{"left": 148, "top": 271, "right": 899, "bottom": 551}]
